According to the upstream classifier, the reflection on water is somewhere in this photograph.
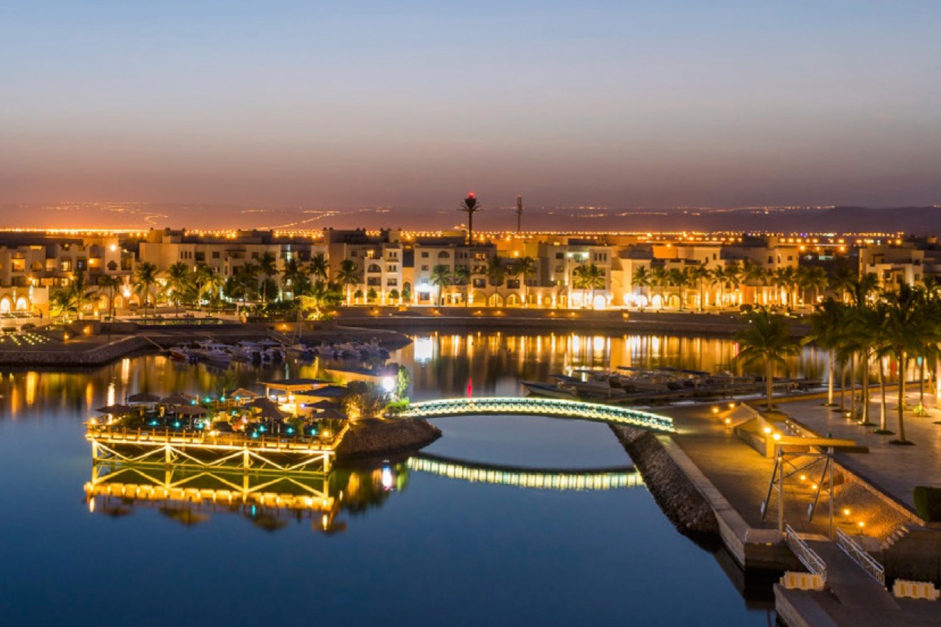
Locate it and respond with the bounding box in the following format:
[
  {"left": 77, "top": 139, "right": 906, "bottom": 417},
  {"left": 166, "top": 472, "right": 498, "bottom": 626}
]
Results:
[
  {"left": 395, "top": 331, "right": 829, "bottom": 400},
  {"left": 85, "top": 460, "right": 410, "bottom": 534},
  {"left": 86, "top": 453, "right": 644, "bottom": 532},
  {"left": 0, "top": 332, "right": 785, "bottom": 625},
  {"left": 1, "top": 331, "right": 829, "bottom": 419}
]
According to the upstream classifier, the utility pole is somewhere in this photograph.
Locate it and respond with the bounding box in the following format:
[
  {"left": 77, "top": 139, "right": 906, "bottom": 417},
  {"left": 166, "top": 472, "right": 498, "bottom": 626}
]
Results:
[{"left": 516, "top": 195, "right": 523, "bottom": 233}]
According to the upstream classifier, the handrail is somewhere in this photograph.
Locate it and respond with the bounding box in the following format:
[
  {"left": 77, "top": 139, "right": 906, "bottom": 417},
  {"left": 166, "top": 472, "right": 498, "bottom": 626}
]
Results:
[
  {"left": 784, "top": 524, "right": 828, "bottom": 579},
  {"left": 836, "top": 529, "right": 885, "bottom": 587},
  {"left": 393, "top": 397, "right": 674, "bottom": 432}
]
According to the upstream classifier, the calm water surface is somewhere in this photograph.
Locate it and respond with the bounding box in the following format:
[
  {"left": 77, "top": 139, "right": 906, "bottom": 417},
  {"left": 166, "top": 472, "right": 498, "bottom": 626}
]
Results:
[{"left": 0, "top": 332, "right": 791, "bottom": 625}]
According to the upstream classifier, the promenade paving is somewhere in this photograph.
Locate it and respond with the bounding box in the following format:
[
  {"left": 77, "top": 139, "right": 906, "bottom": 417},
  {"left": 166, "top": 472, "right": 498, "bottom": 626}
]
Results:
[
  {"left": 663, "top": 405, "right": 912, "bottom": 540},
  {"left": 777, "top": 390, "right": 941, "bottom": 512}
]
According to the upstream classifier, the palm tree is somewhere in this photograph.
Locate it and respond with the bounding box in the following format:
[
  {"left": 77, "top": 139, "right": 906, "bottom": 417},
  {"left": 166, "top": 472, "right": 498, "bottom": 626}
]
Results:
[
  {"left": 798, "top": 266, "right": 828, "bottom": 307},
  {"left": 805, "top": 298, "right": 846, "bottom": 407},
  {"left": 195, "top": 264, "right": 225, "bottom": 310},
  {"left": 724, "top": 262, "right": 742, "bottom": 307},
  {"left": 735, "top": 309, "right": 800, "bottom": 410},
  {"left": 133, "top": 262, "right": 158, "bottom": 316},
  {"left": 486, "top": 256, "right": 505, "bottom": 288},
  {"left": 51, "top": 271, "right": 96, "bottom": 321},
  {"left": 96, "top": 275, "right": 124, "bottom": 319},
  {"left": 308, "top": 253, "right": 329, "bottom": 283},
  {"left": 632, "top": 265, "right": 652, "bottom": 309},
  {"left": 688, "top": 264, "right": 710, "bottom": 311},
  {"left": 512, "top": 256, "right": 536, "bottom": 306},
  {"left": 459, "top": 193, "right": 480, "bottom": 244},
  {"left": 257, "top": 252, "right": 280, "bottom": 303},
  {"left": 335, "top": 259, "right": 360, "bottom": 305},
  {"left": 742, "top": 260, "right": 766, "bottom": 307},
  {"left": 710, "top": 266, "right": 727, "bottom": 309},
  {"left": 572, "top": 263, "right": 606, "bottom": 309},
  {"left": 164, "top": 261, "right": 192, "bottom": 310},
  {"left": 235, "top": 262, "right": 260, "bottom": 303},
  {"left": 881, "top": 284, "right": 928, "bottom": 444},
  {"left": 453, "top": 265, "right": 471, "bottom": 307},
  {"left": 429, "top": 265, "right": 451, "bottom": 306},
  {"left": 281, "top": 258, "right": 306, "bottom": 298},
  {"left": 651, "top": 266, "right": 669, "bottom": 309}
]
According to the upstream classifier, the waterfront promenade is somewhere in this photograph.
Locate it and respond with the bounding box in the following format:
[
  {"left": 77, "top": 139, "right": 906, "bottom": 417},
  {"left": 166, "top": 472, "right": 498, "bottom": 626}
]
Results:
[
  {"left": 652, "top": 392, "right": 941, "bottom": 626},
  {"left": 777, "top": 391, "right": 941, "bottom": 513}
]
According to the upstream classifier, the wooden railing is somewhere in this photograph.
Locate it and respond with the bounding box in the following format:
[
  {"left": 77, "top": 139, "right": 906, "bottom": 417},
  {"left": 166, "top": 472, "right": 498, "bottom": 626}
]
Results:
[{"left": 86, "top": 424, "right": 346, "bottom": 450}]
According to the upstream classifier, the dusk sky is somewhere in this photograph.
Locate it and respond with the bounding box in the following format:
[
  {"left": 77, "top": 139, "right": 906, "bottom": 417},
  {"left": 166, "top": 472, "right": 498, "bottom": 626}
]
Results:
[{"left": 2, "top": 1, "right": 940, "bottom": 226}]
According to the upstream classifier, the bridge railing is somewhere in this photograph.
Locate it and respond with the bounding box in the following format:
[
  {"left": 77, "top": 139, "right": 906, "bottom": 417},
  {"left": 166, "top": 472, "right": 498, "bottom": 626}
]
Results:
[
  {"left": 836, "top": 529, "right": 885, "bottom": 587},
  {"left": 393, "top": 397, "right": 674, "bottom": 432},
  {"left": 785, "top": 524, "right": 828, "bottom": 580}
]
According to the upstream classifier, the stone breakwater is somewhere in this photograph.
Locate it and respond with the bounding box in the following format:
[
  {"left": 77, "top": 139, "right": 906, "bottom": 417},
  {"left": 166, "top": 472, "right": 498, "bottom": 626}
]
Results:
[
  {"left": 0, "top": 336, "right": 152, "bottom": 367},
  {"left": 609, "top": 424, "right": 719, "bottom": 539},
  {"left": 336, "top": 418, "right": 441, "bottom": 460}
]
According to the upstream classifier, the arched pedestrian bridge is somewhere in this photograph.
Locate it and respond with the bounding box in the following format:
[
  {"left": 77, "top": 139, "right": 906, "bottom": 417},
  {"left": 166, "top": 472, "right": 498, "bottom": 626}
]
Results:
[
  {"left": 392, "top": 397, "right": 674, "bottom": 433},
  {"left": 408, "top": 454, "right": 643, "bottom": 491}
]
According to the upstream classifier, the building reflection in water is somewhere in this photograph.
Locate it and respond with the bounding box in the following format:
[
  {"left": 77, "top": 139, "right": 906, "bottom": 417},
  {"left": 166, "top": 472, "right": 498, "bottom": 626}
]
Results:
[
  {"left": 0, "top": 331, "right": 842, "bottom": 421},
  {"left": 84, "top": 453, "right": 641, "bottom": 532}
]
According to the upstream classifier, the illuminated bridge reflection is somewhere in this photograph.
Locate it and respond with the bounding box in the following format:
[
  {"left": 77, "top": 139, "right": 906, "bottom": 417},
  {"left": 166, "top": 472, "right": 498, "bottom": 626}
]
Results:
[{"left": 407, "top": 454, "right": 643, "bottom": 491}]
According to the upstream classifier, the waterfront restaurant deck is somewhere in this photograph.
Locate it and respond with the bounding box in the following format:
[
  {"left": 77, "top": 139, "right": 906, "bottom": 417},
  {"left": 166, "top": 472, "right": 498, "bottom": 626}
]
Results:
[{"left": 86, "top": 422, "right": 348, "bottom": 473}]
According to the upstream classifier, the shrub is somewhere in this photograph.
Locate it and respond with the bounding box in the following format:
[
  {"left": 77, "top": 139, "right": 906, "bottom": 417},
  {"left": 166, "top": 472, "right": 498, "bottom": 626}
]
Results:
[{"left": 913, "top": 486, "right": 941, "bottom": 522}]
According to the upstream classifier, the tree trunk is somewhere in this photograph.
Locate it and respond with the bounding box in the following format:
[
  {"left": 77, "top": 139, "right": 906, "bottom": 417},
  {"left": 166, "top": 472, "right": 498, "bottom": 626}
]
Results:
[
  {"left": 897, "top": 351, "right": 907, "bottom": 442},
  {"left": 918, "top": 358, "right": 925, "bottom": 407},
  {"left": 849, "top": 354, "right": 857, "bottom": 418},
  {"left": 766, "top": 359, "right": 774, "bottom": 411},
  {"left": 839, "top": 363, "right": 846, "bottom": 411},
  {"left": 860, "top": 351, "right": 871, "bottom": 424},
  {"left": 827, "top": 350, "right": 835, "bottom": 405},
  {"left": 879, "top": 357, "right": 887, "bottom": 431}
]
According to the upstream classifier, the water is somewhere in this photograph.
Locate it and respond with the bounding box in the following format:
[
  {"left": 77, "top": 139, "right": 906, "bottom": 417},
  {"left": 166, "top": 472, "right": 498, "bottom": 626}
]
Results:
[{"left": 0, "top": 332, "right": 786, "bottom": 625}]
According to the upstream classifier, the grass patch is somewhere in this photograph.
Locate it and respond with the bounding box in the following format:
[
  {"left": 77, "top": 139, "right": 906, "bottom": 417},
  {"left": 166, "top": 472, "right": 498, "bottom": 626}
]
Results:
[{"left": 889, "top": 439, "right": 915, "bottom": 446}]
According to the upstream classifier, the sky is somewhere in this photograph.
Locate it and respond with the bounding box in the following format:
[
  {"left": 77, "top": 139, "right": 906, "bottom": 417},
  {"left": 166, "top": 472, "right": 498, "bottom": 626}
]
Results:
[{"left": 1, "top": 1, "right": 940, "bottom": 228}]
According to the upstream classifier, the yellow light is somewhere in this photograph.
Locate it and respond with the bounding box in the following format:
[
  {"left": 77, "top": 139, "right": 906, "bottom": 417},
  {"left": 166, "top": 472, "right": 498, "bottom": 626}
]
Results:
[
  {"left": 711, "top": 406, "right": 719, "bottom": 414},
  {"left": 811, "top": 483, "right": 818, "bottom": 491},
  {"left": 724, "top": 418, "right": 731, "bottom": 425},
  {"left": 857, "top": 521, "right": 865, "bottom": 528},
  {"left": 772, "top": 432, "right": 781, "bottom": 441},
  {"left": 799, "top": 474, "right": 806, "bottom": 482},
  {"left": 843, "top": 508, "right": 851, "bottom": 516},
  {"left": 728, "top": 402, "right": 735, "bottom": 409},
  {"left": 763, "top": 426, "right": 772, "bottom": 435}
]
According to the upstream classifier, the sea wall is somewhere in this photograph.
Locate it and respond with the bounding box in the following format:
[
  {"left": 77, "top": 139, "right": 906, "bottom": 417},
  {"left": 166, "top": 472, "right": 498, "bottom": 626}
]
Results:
[
  {"left": 609, "top": 424, "right": 719, "bottom": 538},
  {"left": 336, "top": 418, "right": 441, "bottom": 460}
]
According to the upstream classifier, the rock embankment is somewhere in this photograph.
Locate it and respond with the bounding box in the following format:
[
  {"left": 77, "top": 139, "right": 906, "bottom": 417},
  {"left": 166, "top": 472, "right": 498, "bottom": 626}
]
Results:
[
  {"left": 336, "top": 418, "right": 441, "bottom": 460},
  {"left": 609, "top": 424, "right": 719, "bottom": 539}
]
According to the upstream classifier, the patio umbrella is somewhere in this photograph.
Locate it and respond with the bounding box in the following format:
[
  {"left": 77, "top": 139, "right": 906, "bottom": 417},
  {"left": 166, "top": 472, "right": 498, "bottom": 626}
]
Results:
[
  {"left": 169, "top": 405, "right": 209, "bottom": 416},
  {"left": 229, "top": 387, "right": 258, "bottom": 401},
  {"left": 245, "top": 397, "right": 285, "bottom": 422},
  {"left": 127, "top": 392, "right": 161, "bottom": 404},
  {"left": 95, "top": 404, "right": 135, "bottom": 414},
  {"left": 161, "top": 392, "right": 197, "bottom": 404}
]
